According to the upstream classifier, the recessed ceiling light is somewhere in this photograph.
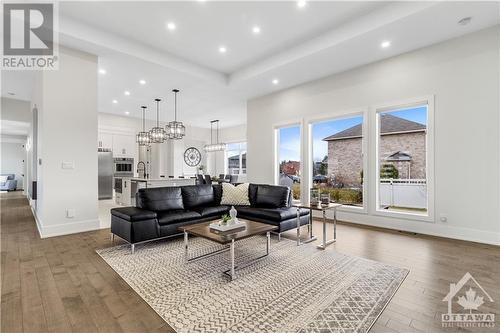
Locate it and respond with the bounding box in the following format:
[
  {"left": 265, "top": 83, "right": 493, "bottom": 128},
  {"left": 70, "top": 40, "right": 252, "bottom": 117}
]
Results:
[
  {"left": 139, "top": 79, "right": 146, "bottom": 85},
  {"left": 297, "top": 1, "right": 307, "bottom": 8},
  {"left": 380, "top": 40, "right": 391, "bottom": 48},
  {"left": 112, "top": 100, "right": 118, "bottom": 104},
  {"left": 252, "top": 26, "right": 261, "bottom": 34},
  {"left": 124, "top": 91, "right": 130, "bottom": 96},
  {"left": 166, "top": 22, "right": 176, "bottom": 31},
  {"left": 458, "top": 17, "right": 472, "bottom": 26},
  {"left": 272, "top": 79, "right": 279, "bottom": 85},
  {"left": 7, "top": 92, "right": 15, "bottom": 96},
  {"left": 219, "top": 46, "right": 227, "bottom": 53},
  {"left": 98, "top": 68, "right": 106, "bottom": 75},
  {"left": 124, "top": 111, "right": 130, "bottom": 115}
]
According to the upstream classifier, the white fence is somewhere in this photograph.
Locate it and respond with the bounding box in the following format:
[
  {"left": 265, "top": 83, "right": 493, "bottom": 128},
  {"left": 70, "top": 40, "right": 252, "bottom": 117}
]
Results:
[{"left": 379, "top": 179, "right": 427, "bottom": 209}]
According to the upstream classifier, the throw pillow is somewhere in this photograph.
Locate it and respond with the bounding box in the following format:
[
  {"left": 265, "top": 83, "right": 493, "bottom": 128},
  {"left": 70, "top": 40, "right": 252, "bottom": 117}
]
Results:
[
  {"left": 221, "top": 183, "right": 250, "bottom": 206},
  {"left": 0, "top": 176, "right": 8, "bottom": 186}
]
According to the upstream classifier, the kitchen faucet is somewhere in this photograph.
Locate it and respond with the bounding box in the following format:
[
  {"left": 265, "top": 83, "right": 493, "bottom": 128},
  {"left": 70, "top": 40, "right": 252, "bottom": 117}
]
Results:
[{"left": 137, "top": 161, "right": 148, "bottom": 179}]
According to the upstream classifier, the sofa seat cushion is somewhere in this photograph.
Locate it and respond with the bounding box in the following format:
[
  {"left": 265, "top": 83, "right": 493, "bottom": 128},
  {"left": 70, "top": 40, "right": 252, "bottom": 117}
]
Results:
[
  {"left": 111, "top": 207, "right": 157, "bottom": 222},
  {"left": 157, "top": 210, "right": 201, "bottom": 225},
  {"left": 193, "top": 205, "right": 230, "bottom": 217},
  {"left": 236, "top": 206, "right": 309, "bottom": 223}
]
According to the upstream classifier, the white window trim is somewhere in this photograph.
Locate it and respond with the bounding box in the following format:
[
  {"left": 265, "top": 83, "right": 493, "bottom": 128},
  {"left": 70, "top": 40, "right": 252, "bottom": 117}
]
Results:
[
  {"left": 371, "top": 95, "right": 435, "bottom": 223},
  {"left": 273, "top": 120, "right": 303, "bottom": 201},
  {"left": 306, "top": 109, "right": 369, "bottom": 213}
]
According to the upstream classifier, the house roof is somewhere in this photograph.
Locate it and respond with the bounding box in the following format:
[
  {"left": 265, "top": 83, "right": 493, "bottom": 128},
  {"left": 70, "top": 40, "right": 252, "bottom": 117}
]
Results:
[
  {"left": 323, "top": 114, "right": 426, "bottom": 141},
  {"left": 386, "top": 151, "right": 412, "bottom": 161}
]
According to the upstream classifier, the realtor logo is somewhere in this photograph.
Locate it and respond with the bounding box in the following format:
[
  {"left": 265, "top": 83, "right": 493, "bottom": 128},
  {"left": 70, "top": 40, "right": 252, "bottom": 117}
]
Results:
[
  {"left": 442, "top": 272, "right": 495, "bottom": 328},
  {"left": 2, "top": 2, "right": 58, "bottom": 69}
]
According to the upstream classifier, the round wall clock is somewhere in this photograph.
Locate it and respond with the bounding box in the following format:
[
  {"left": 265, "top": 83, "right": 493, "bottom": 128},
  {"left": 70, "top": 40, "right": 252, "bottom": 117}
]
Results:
[{"left": 184, "top": 147, "right": 201, "bottom": 167}]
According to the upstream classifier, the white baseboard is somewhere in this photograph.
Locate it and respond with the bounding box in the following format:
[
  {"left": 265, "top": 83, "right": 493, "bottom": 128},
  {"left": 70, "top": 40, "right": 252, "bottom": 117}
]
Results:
[
  {"left": 30, "top": 205, "right": 44, "bottom": 238},
  {"left": 30, "top": 210, "right": 101, "bottom": 238},
  {"left": 317, "top": 210, "right": 500, "bottom": 246}
]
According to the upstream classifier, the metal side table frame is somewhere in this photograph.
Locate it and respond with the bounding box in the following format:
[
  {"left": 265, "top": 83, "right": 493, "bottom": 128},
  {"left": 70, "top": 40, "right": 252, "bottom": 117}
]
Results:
[
  {"left": 294, "top": 206, "right": 317, "bottom": 246},
  {"left": 294, "top": 202, "right": 342, "bottom": 249}
]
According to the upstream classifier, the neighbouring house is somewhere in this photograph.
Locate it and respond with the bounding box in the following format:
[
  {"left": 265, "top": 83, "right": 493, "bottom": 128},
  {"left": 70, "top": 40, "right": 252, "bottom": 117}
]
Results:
[
  {"left": 323, "top": 114, "right": 426, "bottom": 186},
  {"left": 227, "top": 153, "right": 247, "bottom": 174},
  {"left": 280, "top": 160, "right": 300, "bottom": 176}
]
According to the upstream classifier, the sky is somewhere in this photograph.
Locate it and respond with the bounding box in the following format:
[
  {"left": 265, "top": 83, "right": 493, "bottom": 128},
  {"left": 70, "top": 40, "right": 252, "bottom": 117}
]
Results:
[{"left": 279, "top": 106, "right": 427, "bottom": 162}]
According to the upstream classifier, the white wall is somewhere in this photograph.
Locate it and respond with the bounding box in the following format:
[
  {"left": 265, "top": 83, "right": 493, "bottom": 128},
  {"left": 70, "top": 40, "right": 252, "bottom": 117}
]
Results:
[
  {"left": 247, "top": 26, "right": 500, "bottom": 245},
  {"left": 32, "top": 47, "right": 99, "bottom": 238}
]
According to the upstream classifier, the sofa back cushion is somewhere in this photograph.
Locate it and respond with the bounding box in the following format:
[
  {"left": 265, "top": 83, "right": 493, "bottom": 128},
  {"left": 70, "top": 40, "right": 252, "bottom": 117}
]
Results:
[
  {"left": 181, "top": 185, "right": 215, "bottom": 209},
  {"left": 254, "top": 184, "right": 290, "bottom": 208},
  {"left": 248, "top": 183, "right": 259, "bottom": 206},
  {"left": 136, "top": 187, "right": 184, "bottom": 211},
  {"left": 212, "top": 184, "right": 223, "bottom": 205}
]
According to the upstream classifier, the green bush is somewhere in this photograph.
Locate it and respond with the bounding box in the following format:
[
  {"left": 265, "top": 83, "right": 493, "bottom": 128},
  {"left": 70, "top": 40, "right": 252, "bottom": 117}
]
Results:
[
  {"left": 291, "top": 184, "right": 362, "bottom": 206},
  {"left": 380, "top": 163, "right": 399, "bottom": 179}
]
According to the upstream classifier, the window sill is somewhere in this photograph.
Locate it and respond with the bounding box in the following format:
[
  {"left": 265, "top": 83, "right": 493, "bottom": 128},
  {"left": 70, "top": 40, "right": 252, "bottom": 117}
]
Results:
[{"left": 373, "top": 209, "right": 434, "bottom": 223}]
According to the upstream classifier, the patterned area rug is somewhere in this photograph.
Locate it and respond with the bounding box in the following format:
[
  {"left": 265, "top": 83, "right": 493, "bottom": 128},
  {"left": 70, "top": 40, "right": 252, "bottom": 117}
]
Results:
[{"left": 97, "top": 236, "right": 408, "bottom": 333}]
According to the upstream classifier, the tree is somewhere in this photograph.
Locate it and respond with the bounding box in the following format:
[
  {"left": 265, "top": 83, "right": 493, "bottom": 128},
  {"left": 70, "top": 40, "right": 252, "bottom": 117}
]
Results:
[{"left": 319, "top": 156, "right": 328, "bottom": 175}]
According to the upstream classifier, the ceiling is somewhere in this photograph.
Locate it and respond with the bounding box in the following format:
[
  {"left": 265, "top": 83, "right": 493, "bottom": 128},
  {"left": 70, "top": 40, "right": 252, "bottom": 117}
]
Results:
[{"left": 2, "top": 1, "right": 499, "bottom": 128}]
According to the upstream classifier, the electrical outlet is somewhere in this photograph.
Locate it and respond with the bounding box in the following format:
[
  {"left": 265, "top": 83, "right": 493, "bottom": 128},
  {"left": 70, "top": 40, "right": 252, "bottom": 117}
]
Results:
[
  {"left": 440, "top": 214, "right": 448, "bottom": 223},
  {"left": 66, "top": 209, "right": 75, "bottom": 218}
]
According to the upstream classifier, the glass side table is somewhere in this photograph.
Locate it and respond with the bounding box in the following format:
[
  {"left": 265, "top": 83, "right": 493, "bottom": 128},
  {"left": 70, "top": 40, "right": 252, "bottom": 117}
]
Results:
[{"left": 293, "top": 202, "right": 342, "bottom": 249}]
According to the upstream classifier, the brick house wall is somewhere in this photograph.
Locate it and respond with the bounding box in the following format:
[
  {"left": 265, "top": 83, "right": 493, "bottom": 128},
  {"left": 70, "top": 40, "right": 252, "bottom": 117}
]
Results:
[
  {"left": 327, "top": 131, "right": 426, "bottom": 185},
  {"left": 379, "top": 132, "right": 426, "bottom": 179},
  {"left": 327, "top": 138, "right": 363, "bottom": 186}
]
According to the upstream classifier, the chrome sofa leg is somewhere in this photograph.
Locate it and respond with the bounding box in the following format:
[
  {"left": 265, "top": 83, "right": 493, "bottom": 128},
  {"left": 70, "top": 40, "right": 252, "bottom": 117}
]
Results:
[
  {"left": 110, "top": 233, "right": 114, "bottom": 244},
  {"left": 278, "top": 233, "right": 281, "bottom": 242},
  {"left": 131, "top": 244, "right": 135, "bottom": 254}
]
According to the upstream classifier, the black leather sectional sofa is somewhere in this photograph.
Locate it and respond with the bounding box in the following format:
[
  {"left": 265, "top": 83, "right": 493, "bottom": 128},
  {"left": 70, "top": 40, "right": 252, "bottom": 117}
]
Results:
[{"left": 110, "top": 183, "right": 310, "bottom": 253}]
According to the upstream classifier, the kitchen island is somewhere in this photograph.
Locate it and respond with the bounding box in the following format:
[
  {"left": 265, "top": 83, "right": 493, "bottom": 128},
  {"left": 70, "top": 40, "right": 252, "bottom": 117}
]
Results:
[{"left": 116, "top": 177, "right": 196, "bottom": 206}]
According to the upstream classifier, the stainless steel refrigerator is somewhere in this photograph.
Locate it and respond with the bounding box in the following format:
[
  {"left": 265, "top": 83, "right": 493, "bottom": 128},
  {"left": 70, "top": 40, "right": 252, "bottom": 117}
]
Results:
[{"left": 98, "top": 149, "right": 113, "bottom": 200}]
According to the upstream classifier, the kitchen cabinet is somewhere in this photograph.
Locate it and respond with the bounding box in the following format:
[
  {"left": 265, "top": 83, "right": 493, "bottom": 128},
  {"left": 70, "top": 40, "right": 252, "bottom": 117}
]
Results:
[
  {"left": 112, "top": 134, "right": 135, "bottom": 157},
  {"left": 98, "top": 132, "right": 113, "bottom": 149}
]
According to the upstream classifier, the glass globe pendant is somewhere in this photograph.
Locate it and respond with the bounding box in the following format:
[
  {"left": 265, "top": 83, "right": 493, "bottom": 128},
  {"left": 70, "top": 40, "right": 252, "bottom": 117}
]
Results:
[
  {"left": 166, "top": 89, "right": 185, "bottom": 140},
  {"left": 149, "top": 98, "right": 167, "bottom": 143},
  {"left": 136, "top": 106, "right": 151, "bottom": 146}
]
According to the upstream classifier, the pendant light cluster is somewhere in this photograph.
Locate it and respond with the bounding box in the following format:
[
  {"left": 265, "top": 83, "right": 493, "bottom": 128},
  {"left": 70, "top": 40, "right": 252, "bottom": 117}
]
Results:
[
  {"left": 204, "top": 120, "right": 227, "bottom": 152},
  {"left": 135, "top": 89, "right": 185, "bottom": 146}
]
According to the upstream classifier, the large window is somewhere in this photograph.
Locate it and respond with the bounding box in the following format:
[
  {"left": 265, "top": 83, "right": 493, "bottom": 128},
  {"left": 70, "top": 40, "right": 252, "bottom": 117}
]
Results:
[
  {"left": 311, "top": 115, "right": 364, "bottom": 207},
  {"left": 226, "top": 142, "right": 246, "bottom": 175},
  {"left": 277, "top": 125, "right": 301, "bottom": 200},
  {"left": 377, "top": 104, "right": 428, "bottom": 215}
]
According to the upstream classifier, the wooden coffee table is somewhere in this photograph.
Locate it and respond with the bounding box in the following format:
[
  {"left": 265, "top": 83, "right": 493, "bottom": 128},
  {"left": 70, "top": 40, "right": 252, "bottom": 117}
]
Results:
[{"left": 179, "top": 219, "right": 277, "bottom": 281}]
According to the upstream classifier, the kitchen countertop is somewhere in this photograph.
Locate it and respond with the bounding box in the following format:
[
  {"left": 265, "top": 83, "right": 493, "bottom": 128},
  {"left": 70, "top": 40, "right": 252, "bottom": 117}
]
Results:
[{"left": 128, "top": 177, "right": 195, "bottom": 182}]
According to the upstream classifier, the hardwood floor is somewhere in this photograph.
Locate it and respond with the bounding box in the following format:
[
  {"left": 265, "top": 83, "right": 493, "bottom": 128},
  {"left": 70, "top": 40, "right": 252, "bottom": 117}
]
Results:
[{"left": 2, "top": 191, "right": 499, "bottom": 333}]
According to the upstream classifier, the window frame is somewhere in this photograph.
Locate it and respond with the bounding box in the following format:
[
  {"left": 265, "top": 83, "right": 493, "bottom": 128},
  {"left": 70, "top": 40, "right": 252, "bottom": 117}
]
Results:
[
  {"left": 274, "top": 120, "right": 303, "bottom": 202},
  {"left": 372, "top": 95, "right": 435, "bottom": 222},
  {"left": 225, "top": 141, "right": 247, "bottom": 175},
  {"left": 306, "top": 109, "right": 368, "bottom": 214}
]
